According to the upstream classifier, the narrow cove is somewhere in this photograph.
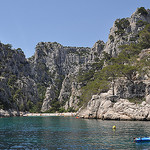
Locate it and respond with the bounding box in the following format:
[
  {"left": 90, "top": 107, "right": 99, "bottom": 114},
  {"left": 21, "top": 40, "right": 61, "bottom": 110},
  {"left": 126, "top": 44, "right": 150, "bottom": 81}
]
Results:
[{"left": 0, "top": 116, "right": 150, "bottom": 149}]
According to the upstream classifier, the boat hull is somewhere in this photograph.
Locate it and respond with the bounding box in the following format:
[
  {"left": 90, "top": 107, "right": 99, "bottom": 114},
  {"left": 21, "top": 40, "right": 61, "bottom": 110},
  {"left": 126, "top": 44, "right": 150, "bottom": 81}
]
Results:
[{"left": 135, "top": 137, "right": 150, "bottom": 143}]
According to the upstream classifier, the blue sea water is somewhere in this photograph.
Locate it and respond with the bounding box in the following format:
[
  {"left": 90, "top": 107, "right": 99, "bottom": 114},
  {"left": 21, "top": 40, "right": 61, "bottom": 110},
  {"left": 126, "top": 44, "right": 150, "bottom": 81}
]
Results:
[{"left": 0, "top": 117, "right": 150, "bottom": 149}]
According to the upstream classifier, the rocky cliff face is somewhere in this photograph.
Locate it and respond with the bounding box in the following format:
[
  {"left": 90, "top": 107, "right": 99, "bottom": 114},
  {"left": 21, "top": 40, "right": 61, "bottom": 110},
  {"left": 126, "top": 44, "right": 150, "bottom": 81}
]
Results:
[
  {"left": 0, "top": 40, "right": 102, "bottom": 113},
  {"left": 103, "top": 8, "right": 150, "bottom": 57},
  {"left": 77, "top": 43, "right": 150, "bottom": 120},
  {"left": 78, "top": 98, "right": 150, "bottom": 121},
  {"left": 0, "top": 8, "right": 150, "bottom": 116},
  {"left": 31, "top": 42, "right": 93, "bottom": 112},
  {"left": 0, "top": 43, "right": 39, "bottom": 113},
  {"left": 77, "top": 77, "right": 150, "bottom": 120}
]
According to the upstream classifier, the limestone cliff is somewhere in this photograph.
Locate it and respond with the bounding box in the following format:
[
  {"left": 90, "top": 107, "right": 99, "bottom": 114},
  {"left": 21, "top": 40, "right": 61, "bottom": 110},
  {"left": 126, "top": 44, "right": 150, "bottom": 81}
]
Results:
[
  {"left": 103, "top": 8, "right": 150, "bottom": 57},
  {"left": 0, "top": 7, "right": 150, "bottom": 116},
  {"left": 0, "top": 43, "right": 39, "bottom": 113},
  {"left": 77, "top": 77, "right": 150, "bottom": 120}
]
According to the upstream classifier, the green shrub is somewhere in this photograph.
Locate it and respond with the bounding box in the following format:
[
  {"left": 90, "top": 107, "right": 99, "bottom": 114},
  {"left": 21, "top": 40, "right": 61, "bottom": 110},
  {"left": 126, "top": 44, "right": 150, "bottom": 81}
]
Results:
[
  {"left": 78, "top": 70, "right": 94, "bottom": 83},
  {"left": 109, "top": 35, "right": 114, "bottom": 42},
  {"left": 128, "top": 97, "right": 145, "bottom": 104},
  {"left": 129, "top": 35, "right": 139, "bottom": 41},
  {"left": 115, "top": 30, "right": 125, "bottom": 36},
  {"left": 26, "top": 100, "right": 34, "bottom": 111},
  {"left": 94, "top": 57, "right": 100, "bottom": 62},
  {"left": 136, "top": 20, "right": 148, "bottom": 27},
  {"left": 67, "top": 107, "right": 76, "bottom": 112},
  {"left": 44, "top": 100, "right": 61, "bottom": 113},
  {"left": 8, "top": 75, "right": 17, "bottom": 86},
  {"left": 29, "top": 101, "right": 43, "bottom": 113},
  {"left": 19, "top": 104, "right": 25, "bottom": 111},
  {"left": 91, "top": 61, "right": 104, "bottom": 70},
  {"left": 94, "top": 52, "right": 98, "bottom": 55},
  {"left": 0, "top": 101, "right": 10, "bottom": 110},
  {"left": 115, "top": 18, "right": 130, "bottom": 36},
  {"left": 0, "top": 101, "right": 4, "bottom": 109},
  {"left": 58, "top": 108, "right": 67, "bottom": 113},
  {"left": 102, "top": 52, "right": 112, "bottom": 61},
  {"left": 137, "top": 7, "right": 148, "bottom": 16},
  {"left": 138, "top": 24, "right": 150, "bottom": 49},
  {"left": 122, "top": 37, "right": 128, "bottom": 41},
  {"left": 13, "top": 89, "right": 24, "bottom": 102},
  {"left": 115, "top": 18, "right": 130, "bottom": 30},
  {"left": 37, "top": 83, "right": 46, "bottom": 100},
  {"left": 118, "top": 43, "right": 141, "bottom": 57},
  {"left": 78, "top": 78, "right": 109, "bottom": 107},
  {"left": 4, "top": 44, "right": 12, "bottom": 50}
]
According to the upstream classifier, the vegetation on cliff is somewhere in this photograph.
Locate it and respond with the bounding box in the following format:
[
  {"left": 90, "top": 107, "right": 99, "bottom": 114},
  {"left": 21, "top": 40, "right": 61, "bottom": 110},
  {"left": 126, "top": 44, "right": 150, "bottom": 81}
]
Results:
[{"left": 78, "top": 23, "right": 150, "bottom": 106}]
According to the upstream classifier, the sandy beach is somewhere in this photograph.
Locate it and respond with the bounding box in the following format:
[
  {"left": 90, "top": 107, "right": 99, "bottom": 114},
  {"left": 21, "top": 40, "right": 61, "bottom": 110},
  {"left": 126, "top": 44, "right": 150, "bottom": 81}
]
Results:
[{"left": 23, "top": 112, "right": 77, "bottom": 117}]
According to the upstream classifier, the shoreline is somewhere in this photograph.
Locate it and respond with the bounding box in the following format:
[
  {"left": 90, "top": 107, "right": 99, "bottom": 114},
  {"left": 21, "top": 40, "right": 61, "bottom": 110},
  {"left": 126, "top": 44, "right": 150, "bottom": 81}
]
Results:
[
  {"left": 0, "top": 109, "right": 77, "bottom": 117},
  {"left": 23, "top": 112, "right": 77, "bottom": 117}
]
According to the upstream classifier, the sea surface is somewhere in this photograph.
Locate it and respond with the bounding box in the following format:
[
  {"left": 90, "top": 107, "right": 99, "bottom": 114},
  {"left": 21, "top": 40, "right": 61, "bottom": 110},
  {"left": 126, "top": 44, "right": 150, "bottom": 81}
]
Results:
[{"left": 0, "top": 116, "right": 150, "bottom": 150}]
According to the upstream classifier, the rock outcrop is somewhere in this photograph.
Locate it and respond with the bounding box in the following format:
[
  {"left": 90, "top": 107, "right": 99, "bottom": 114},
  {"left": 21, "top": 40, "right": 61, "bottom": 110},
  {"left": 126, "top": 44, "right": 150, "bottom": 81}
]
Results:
[
  {"left": 103, "top": 8, "right": 150, "bottom": 57},
  {"left": 41, "top": 85, "right": 56, "bottom": 112},
  {"left": 77, "top": 79, "right": 150, "bottom": 120},
  {"left": 78, "top": 98, "right": 150, "bottom": 121},
  {"left": 0, "top": 109, "right": 21, "bottom": 117}
]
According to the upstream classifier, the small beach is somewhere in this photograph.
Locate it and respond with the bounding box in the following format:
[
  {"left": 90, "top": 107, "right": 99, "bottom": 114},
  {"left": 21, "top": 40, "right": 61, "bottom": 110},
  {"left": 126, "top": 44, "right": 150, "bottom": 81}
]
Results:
[{"left": 23, "top": 112, "right": 76, "bottom": 117}]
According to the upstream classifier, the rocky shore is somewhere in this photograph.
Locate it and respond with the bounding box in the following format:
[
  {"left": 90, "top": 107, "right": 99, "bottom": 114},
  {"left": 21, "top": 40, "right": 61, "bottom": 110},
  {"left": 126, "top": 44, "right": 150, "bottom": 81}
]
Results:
[
  {"left": 77, "top": 98, "right": 150, "bottom": 121},
  {"left": 0, "top": 109, "right": 21, "bottom": 117},
  {"left": 77, "top": 90, "right": 150, "bottom": 121}
]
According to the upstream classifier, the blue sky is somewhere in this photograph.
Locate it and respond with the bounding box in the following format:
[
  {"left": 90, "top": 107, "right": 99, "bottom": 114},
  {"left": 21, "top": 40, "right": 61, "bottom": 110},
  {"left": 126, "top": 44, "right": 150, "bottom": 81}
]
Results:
[{"left": 0, "top": 0, "right": 150, "bottom": 58}]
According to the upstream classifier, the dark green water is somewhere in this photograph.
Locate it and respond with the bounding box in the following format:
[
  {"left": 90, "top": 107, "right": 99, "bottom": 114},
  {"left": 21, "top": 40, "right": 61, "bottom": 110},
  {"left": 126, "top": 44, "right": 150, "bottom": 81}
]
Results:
[{"left": 0, "top": 117, "right": 150, "bottom": 149}]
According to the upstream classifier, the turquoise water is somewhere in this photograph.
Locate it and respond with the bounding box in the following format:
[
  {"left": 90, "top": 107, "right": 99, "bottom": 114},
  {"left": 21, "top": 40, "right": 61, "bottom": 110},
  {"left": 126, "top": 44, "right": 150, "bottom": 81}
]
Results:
[{"left": 0, "top": 117, "right": 150, "bottom": 149}]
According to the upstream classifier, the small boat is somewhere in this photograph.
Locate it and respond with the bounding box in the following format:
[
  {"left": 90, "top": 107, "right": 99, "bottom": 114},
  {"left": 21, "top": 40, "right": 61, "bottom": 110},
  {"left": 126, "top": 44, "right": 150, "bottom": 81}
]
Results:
[{"left": 134, "top": 137, "right": 150, "bottom": 142}]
